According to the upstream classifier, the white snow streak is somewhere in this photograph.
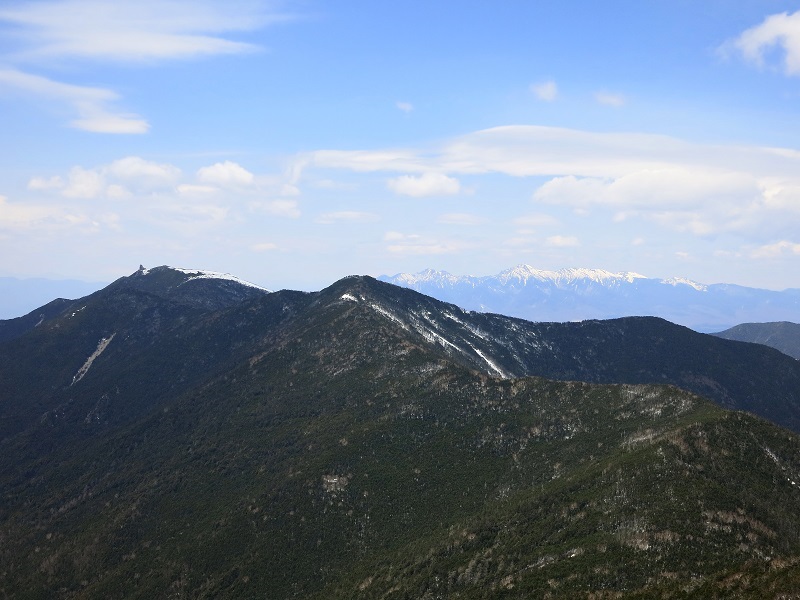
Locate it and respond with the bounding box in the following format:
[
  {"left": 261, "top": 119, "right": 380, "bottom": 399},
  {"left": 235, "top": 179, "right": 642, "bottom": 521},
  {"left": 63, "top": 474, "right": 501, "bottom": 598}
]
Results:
[
  {"left": 71, "top": 333, "right": 115, "bottom": 385},
  {"left": 467, "top": 343, "right": 506, "bottom": 377},
  {"left": 171, "top": 267, "right": 271, "bottom": 292},
  {"left": 369, "top": 303, "right": 409, "bottom": 330}
]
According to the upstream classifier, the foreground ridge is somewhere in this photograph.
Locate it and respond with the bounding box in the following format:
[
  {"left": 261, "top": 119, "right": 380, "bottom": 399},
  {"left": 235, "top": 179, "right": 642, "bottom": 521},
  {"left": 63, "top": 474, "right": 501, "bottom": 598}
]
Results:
[{"left": 1, "top": 270, "right": 800, "bottom": 597}]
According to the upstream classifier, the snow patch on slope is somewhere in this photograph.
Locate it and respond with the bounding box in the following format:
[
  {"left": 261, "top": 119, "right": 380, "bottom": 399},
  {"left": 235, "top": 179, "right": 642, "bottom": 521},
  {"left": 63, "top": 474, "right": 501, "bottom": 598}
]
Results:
[
  {"left": 662, "top": 277, "right": 707, "bottom": 292},
  {"left": 170, "top": 267, "right": 271, "bottom": 292},
  {"left": 369, "top": 303, "right": 409, "bottom": 330},
  {"left": 467, "top": 343, "right": 506, "bottom": 377},
  {"left": 71, "top": 333, "right": 115, "bottom": 385}
]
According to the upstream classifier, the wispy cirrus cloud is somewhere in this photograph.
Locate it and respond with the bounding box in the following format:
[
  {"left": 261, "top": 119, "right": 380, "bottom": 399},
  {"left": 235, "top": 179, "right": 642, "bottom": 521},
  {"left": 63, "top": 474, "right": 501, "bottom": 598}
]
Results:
[
  {"left": 530, "top": 80, "right": 558, "bottom": 101},
  {"left": 0, "top": 0, "right": 286, "bottom": 63},
  {"left": 383, "top": 231, "right": 465, "bottom": 256},
  {"left": 0, "top": 0, "right": 296, "bottom": 133},
  {"left": 0, "top": 67, "right": 149, "bottom": 133},
  {"left": 437, "top": 213, "right": 486, "bottom": 225},
  {"left": 315, "top": 211, "right": 380, "bottom": 225},
  {"left": 594, "top": 91, "right": 626, "bottom": 107}
]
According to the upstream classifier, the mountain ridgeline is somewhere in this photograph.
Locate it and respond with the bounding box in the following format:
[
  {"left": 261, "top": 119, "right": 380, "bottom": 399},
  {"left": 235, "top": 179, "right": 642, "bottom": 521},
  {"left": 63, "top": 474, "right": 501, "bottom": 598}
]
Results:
[
  {"left": 2, "top": 267, "right": 800, "bottom": 598},
  {"left": 380, "top": 265, "right": 800, "bottom": 332},
  {"left": 712, "top": 321, "right": 800, "bottom": 360}
]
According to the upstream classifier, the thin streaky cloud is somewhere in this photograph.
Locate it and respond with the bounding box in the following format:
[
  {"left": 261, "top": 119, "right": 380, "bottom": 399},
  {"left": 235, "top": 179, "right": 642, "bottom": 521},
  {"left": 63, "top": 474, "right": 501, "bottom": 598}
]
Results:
[
  {"left": 513, "top": 214, "right": 558, "bottom": 228},
  {"left": 0, "top": 0, "right": 292, "bottom": 64},
  {"left": 437, "top": 213, "right": 486, "bottom": 225},
  {"left": 315, "top": 211, "right": 380, "bottom": 225},
  {"left": 0, "top": 1, "right": 297, "bottom": 133},
  {"left": 594, "top": 91, "right": 626, "bottom": 107},
  {"left": 0, "top": 67, "right": 149, "bottom": 133},
  {"left": 251, "top": 242, "right": 279, "bottom": 252}
]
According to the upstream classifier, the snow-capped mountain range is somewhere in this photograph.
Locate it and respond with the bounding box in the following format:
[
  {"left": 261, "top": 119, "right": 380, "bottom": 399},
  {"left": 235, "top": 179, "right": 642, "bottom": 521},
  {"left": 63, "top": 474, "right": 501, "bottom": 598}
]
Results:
[{"left": 379, "top": 265, "right": 800, "bottom": 332}]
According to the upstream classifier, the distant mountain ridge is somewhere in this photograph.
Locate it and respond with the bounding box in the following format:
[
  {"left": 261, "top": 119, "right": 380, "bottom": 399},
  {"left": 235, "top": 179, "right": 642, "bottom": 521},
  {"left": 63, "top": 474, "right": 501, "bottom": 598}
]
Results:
[
  {"left": 380, "top": 265, "right": 800, "bottom": 331},
  {"left": 713, "top": 321, "right": 800, "bottom": 360},
  {"left": 0, "top": 275, "right": 106, "bottom": 320}
]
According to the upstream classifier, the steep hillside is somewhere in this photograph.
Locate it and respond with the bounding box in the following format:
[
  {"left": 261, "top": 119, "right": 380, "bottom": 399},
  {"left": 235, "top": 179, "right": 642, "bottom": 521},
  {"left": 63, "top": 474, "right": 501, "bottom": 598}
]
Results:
[
  {"left": 2, "top": 275, "right": 800, "bottom": 598},
  {"left": 315, "top": 278, "right": 800, "bottom": 434},
  {"left": 713, "top": 321, "right": 800, "bottom": 360}
]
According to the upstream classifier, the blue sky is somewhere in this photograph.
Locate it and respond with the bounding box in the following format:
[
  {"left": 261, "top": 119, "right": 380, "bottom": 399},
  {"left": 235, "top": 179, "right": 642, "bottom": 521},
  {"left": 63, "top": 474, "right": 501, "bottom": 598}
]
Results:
[{"left": 2, "top": 0, "right": 800, "bottom": 290}]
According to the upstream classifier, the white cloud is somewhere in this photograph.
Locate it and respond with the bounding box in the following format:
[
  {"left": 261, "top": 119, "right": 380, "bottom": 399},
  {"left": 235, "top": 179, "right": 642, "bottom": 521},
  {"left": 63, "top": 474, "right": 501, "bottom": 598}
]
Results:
[
  {"left": 531, "top": 168, "right": 768, "bottom": 236},
  {"left": 532, "top": 168, "right": 757, "bottom": 210},
  {"left": 0, "top": 68, "right": 149, "bottom": 133},
  {"left": 177, "top": 184, "right": 218, "bottom": 196},
  {"left": 724, "top": 11, "right": 800, "bottom": 75},
  {"left": 28, "top": 175, "right": 64, "bottom": 190},
  {"left": 513, "top": 213, "right": 558, "bottom": 228},
  {"left": 387, "top": 172, "right": 461, "bottom": 197},
  {"left": 531, "top": 80, "right": 557, "bottom": 101},
  {"left": 308, "top": 126, "right": 685, "bottom": 179},
  {"left": 307, "top": 149, "right": 428, "bottom": 174},
  {"left": 383, "top": 231, "right": 464, "bottom": 255},
  {"left": 311, "top": 179, "right": 358, "bottom": 191},
  {"left": 106, "top": 184, "right": 131, "bottom": 199},
  {"left": 30, "top": 156, "right": 185, "bottom": 199},
  {"left": 386, "top": 241, "right": 462, "bottom": 255},
  {"left": 249, "top": 199, "right": 301, "bottom": 218},
  {"left": 251, "top": 242, "right": 278, "bottom": 252},
  {"left": 0, "top": 0, "right": 288, "bottom": 64},
  {"left": 0, "top": 194, "right": 85, "bottom": 230},
  {"left": 751, "top": 240, "right": 800, "bottom": 258},
  {"left": 159, "top": 202, "right": 228, "bottom": 225},
  {"left": 306, "top": 124, "right": 800, "bottom": 241},
  {"left": 62, "top": 166, "right": 105, "bottom": 198},
  {"left": 384, "top": 231, "right": 415, "bottom": 242},
  {"left": 108, "top": 156, "right": 182, "bottom": 186},
  {"left": 279, "top": 183, "right": 301, "bottom": 197},
  {"left": 594, "top": 91, "right": 626, "bottom": 107},
  {"left": 197, "top": 161, "right": 255, "bottom": 187},
  {"left": 545, "top": 235, "right": 580, "bottom": 247},
  {"left": 437, "top": 213, "right": 486, "bottom": 225},
  {"left": 396, "top": 101, "right": 413, "bottom": 113},
  {"left": 0, "top": 1, "right": 295, "bottom": 132},
  {"left": 315, "top": 211, "right": 380, "bottom": 224}
]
